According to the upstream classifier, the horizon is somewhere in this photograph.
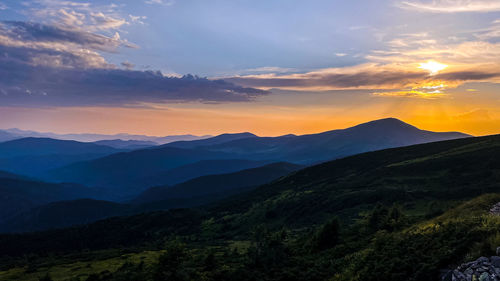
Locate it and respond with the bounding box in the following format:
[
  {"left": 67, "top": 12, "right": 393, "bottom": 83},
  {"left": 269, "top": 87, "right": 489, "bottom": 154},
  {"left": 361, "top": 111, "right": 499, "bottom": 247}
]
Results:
[
  {"left": 1, "top": 0, "right": 500, "bottom": 136},
  {"left": 0, "top": 117, "right": 476, "bottom": 138}
]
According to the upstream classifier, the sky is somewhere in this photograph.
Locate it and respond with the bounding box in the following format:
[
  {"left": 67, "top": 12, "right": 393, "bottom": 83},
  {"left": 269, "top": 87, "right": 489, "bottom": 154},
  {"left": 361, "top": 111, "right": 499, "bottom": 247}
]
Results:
[{"left": 1, "top": 0, "right": 500, "bottom": 136}]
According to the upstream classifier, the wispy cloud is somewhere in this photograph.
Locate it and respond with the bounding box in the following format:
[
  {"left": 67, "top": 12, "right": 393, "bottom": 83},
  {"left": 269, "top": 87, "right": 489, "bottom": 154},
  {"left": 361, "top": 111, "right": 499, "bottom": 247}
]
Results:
[
  {"left": 145, "top": 0, "right": 175, "bottom": 6},
  {"left": 224, "top": 62, "right": 500, "bottom": 93},
  {"left": 372, "top": 90, "right": 448, "bottom": 99},
  {"left": 0, "top": 21, "right": 131, "bottom": 69},
  {"left": 399, "top": 0, "right": 500, "bottom": 13}
]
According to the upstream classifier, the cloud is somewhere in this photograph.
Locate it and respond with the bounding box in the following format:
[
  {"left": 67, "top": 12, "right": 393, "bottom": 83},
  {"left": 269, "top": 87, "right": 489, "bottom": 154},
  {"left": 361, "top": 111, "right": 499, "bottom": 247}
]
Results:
[
  {"left": 145, "top": 0, "right": 175, "bottom": 6},
  {"left": 0, "top": 64, "right": 269, "bottom": 106},
  {"left": 26, "top": 0, "right": 133, "bottom": 32},
  {"left": 0, "top": 19, "right": 268, "bottom": 106},
  {"left": 121, "top": 61, "right": 135, "bottom": 70},
  {"left": 89, "top": 12, "right": 127, "bottom": 30},
  {"left": 399, "top": 0, "right": 500, "bottom": 13},
  {"left": 238, "top": 66, "right": 299, "bottom": 76},
  {"left": 225, "top": 64, "right": 430, "bottom": 91},
  {"left": 371, "top": 90, "right": 448, "bottom": 99},
  {"left": 129, "top": 15, "right": 147, "bottom": 25},
  {"left": 0, "top": 21, "right": 133, "bottom": 69},
  {"left": 225, "top": 61, "right": 500, "bottom": 91},
  {"left": 1, "top": 21, "right": 131, "bottom": 51}
]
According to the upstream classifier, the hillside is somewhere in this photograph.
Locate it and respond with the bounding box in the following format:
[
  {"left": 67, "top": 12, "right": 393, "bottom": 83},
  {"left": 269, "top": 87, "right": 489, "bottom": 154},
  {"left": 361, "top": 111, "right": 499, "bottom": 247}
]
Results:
[
  {"left": 46, "top": 147, "right": 238, "bottom": 196},
  {"left": 1, "top": 134, "right": 500, "bottom": 281},
  {"left": 133, "top": 159, "right": 272, "bottom": 188},
  {"left": 0, "top": 177, "right": 100, "bottom": 223},
  {"left": 133, "top": 162, "right": 303, "bottom": 204},
  {"left": 0, "top": 199, "right": 130, "bottom": 233},
  {"left": 0, "top": 162, "right": 301, "bottom": 233}
]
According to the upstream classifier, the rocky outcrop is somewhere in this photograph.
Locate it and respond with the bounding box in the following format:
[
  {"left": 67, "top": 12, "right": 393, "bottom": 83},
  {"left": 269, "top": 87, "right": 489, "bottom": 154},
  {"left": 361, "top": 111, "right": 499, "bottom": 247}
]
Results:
[
  {"left": 442, "top": 254, "right": 500, "bottom": 281},
  {"left": 490, "top": 203, "right": 500, "bottom": 215}
]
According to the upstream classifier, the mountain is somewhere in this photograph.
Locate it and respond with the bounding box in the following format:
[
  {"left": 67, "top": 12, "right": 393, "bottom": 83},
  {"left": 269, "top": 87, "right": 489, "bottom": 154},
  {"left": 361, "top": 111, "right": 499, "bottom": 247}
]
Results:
[
  {"left": 132, "top": 162, "right": 303, "bottom": 204},
  {"left": 2, "top": 128, "right": 211, "bottom": 144},
  {"left": 0, "top": 130, "right": 19, "bottom": 142},
  {"left": 181, "top": 118, "right": 470, "bottom": 164},
  {"left": 0, "top": 137, "right": 121, "bottom": 157},
  {"left": 45, "top": 118, "right": 468, "bottom": 194},
  {"left": 0, "top": 170, "right": 28, "bottom": 180},
  {"left": 1, "top": 134, "right": 498, "bottom": 281},
  {"left": 0, "top": 177, "right": 100, "bottom": 223},
  {"left": 46, "top": 146, "right": 238, "bottom": 196},
  {"left": 165, "top": 132, "right": 258, "bottom": 149},
  {"left": 134, "top": 159, "right": 272, "bottom": 187},
  {"left": 93, "top": 139, "right": 157, "bottom": 150},
  {"left": 0, "top": 162, "right": 301, "bottom": 233},
  {"left": 0, "top": 138, "right": 123, "bottom": 177}
]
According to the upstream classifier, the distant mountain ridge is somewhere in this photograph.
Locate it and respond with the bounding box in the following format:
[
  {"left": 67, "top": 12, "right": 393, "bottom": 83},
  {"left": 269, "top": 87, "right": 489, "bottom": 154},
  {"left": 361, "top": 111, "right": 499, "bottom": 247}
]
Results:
[
  {"left": 0, "top": 138, "right": 124, "bottom": 177},
  {"left": 93, "top": 139, "right": 158, "bottom": 150},
  {"left": 0, "top": 128, "right": 212, "bottom": 144},
  {"left": 165, "top": 132, "right": 258, "bottom": 149},
  {"left": 164, "top": 118, "right": 470, "bottom": 164},
  {"left": 0, "top": 137, "right": 122, "bottom": 157},
  {"left": 45, "top": 118, "right": 470, "bottom": 195}
]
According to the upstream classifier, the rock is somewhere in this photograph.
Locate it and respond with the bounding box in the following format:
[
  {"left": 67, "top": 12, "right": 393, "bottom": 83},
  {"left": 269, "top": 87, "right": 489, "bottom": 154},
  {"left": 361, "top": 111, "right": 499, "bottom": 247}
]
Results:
[
  {"left": 443, "top": 270, "right": 454, "bottom": 281},
  {"left": 492, "top": 256, "right": 500, "bottom": 267},
  {"left": 479, "top": 272, "right": 490, "bottom": 281},
  {"left": 490, "top": 202, "right": 500, "bottom": 215},
  {"left": 478, "top": 257, "right": 490, "bottom": 263}
]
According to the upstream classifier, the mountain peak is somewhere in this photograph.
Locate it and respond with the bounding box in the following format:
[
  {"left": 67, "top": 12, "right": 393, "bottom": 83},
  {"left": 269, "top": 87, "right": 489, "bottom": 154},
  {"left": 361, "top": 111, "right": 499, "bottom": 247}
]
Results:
[
  {"left": 357, "top": 117, "right": 416, "bottom": 128},
  {"left": 216, "top": 132, "right": 257, "bottom": 138}
]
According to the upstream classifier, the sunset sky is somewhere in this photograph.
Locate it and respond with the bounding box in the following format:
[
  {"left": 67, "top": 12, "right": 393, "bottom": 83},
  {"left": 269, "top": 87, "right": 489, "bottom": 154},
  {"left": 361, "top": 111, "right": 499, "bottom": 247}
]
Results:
[{"left": 1, "top": 0, "right": 500, "bottom": 136}]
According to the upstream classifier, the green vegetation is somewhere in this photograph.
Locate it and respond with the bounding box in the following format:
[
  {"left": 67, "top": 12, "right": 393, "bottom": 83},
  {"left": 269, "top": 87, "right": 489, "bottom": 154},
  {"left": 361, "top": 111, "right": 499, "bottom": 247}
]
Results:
[{"left": 3, "top": 134, "right": 500, "bottom": 280}]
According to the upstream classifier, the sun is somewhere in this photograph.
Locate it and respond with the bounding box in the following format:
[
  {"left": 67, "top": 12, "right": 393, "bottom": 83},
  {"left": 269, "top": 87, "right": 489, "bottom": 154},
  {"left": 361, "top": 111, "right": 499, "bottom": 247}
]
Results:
[{"left": 418, "top": 60, "right": 448, "bottom": 75}]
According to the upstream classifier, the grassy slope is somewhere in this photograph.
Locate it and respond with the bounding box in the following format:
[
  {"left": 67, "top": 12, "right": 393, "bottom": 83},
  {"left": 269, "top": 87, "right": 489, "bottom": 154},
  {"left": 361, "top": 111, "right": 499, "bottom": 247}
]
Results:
[{"left": 3, "top": 135, "right": 500, "bottom": 280}]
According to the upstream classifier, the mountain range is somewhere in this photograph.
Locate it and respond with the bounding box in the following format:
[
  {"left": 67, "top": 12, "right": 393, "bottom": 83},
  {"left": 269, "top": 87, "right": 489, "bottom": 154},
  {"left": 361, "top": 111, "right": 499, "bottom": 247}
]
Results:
[
  {"left": 0, "top": 128, "right": 211, "bottom": 144},
  {"left": 0, "top": 162, "right": 302, "bottom": 232},
  {"left": 42, "top": 118, "right": 469, "bottom": 196},
  {"left": 0, "top": 131, "right": 498, "bottom": 281}
]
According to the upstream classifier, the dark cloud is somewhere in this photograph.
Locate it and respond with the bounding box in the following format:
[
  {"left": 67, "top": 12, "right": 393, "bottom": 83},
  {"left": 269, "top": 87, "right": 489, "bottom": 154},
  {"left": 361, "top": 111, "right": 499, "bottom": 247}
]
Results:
[
  {"left": 0, "top": 20, "right": 268, "bottom": 105},
  {"left": 435, "top": 71, "right": 500, "bottom": 81},
  {"left": 225, "top": 67, "right": 500, "bottom": 91},
  {"left": 225, "top": 70, "right": 429, "bottom": 90},
  {"left": 0, "top": 60, "right": 269, "bottom": 106},
  {"left": 121, "top": 61, "right": 135, "bottom": 70}
]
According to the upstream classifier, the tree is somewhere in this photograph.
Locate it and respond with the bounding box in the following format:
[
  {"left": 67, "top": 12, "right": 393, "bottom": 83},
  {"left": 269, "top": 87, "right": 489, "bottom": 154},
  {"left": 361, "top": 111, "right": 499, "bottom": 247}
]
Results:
[
  {"left": 313, "top": 217, "right": 341, "bottom": 251},
  {"left": 154, "top": 241, "right": 188, "bottom": 281}
]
